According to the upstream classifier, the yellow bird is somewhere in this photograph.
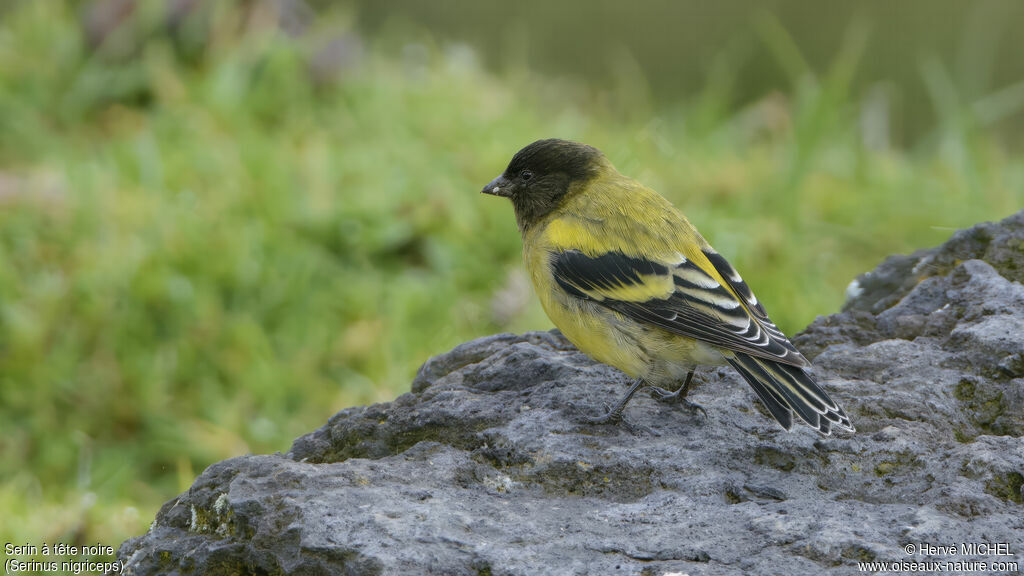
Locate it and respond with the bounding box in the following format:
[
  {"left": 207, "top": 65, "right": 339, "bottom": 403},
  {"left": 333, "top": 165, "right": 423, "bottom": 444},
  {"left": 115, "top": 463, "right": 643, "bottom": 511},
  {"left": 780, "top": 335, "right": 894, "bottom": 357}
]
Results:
[{"left": 481, "top": 139, "right": 853, "bottom": 435}]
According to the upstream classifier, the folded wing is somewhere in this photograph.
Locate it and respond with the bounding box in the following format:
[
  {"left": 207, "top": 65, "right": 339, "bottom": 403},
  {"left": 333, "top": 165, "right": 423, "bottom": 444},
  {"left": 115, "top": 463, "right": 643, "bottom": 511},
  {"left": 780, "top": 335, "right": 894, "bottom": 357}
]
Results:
[{"left": 550, "top": 248, "right": 810, "bottom": 368}]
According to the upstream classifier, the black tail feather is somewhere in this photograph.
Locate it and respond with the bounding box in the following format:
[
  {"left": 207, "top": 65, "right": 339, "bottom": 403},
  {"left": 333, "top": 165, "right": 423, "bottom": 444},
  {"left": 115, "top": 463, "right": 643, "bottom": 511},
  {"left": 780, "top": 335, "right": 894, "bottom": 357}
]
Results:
[
  {"left": 728, "top": 353, "right": 854, "bottom": 435},
  {"left": 728, "top": 358, "right": 794, "bottom": 430}
]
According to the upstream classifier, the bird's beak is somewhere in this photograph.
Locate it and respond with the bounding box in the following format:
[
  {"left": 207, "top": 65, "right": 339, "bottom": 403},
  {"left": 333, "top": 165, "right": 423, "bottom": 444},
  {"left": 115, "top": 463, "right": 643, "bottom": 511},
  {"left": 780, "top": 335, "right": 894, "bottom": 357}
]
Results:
[{"left": 481, "top": 175, "right": 512, "bottom": 197}]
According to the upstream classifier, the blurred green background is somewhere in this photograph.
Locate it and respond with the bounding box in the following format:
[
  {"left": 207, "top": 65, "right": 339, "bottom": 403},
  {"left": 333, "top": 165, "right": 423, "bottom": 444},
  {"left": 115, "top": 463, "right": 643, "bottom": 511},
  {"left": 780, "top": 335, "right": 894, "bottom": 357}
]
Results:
[{"left": 1, "top": 0, "right": 1022, "bottom": 562}]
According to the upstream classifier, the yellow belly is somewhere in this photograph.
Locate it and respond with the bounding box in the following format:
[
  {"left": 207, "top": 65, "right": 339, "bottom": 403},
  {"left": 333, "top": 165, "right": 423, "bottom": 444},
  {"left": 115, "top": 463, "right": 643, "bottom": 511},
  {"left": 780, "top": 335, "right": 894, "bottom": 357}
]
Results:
[{"left": 542, "top": 292, "right": 650, "bottom": 378}]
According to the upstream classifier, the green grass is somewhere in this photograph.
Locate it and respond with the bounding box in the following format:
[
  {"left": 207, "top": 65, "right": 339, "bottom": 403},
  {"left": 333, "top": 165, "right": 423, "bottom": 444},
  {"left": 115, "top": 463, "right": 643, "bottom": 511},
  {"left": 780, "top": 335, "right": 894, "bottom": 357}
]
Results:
[{"left": 1, "top": 1, "right": 1022, "bottom": 562}]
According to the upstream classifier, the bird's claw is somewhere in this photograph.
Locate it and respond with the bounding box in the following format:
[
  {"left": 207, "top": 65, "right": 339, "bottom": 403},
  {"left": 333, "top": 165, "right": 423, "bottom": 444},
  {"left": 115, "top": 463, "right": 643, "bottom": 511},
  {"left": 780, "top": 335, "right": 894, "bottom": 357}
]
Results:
[
  {"left": 648, "top": 386, "right": 707, "bottom": 419},
  {"left": 569, "top": 401, "right": 622, "bottom": 425},
  {"left": 684, "top": 400, "right": 708, "bottom": 419},
  {"left": 568, "top": 402, "right": 656, "bottom": 435},
  {"left": 648, "top": 386, "right": 677, "bottom": 402}
]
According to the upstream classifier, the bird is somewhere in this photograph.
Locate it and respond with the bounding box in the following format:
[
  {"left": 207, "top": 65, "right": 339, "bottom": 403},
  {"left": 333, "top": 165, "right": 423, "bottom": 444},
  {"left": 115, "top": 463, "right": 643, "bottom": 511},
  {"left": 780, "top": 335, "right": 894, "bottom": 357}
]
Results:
[{"left": 480, "top": 138, "right": 854, "bottom": 435}]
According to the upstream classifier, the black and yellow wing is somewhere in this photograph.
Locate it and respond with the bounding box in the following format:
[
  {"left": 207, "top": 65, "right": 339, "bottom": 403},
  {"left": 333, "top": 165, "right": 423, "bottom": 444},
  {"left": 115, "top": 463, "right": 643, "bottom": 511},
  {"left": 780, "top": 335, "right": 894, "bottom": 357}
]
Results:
[
  {"left": 550, "top": 247, "right": 853, "bottom": 433},
  {"left": 551, "top": 247, "right": 809, "bottom": 367}
]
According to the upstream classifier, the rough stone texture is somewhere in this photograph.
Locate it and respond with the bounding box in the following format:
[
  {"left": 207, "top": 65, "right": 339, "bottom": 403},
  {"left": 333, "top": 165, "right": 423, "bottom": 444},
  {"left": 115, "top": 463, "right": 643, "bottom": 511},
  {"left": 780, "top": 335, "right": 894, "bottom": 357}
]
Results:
[{"left": 115, "top": 212, "right": 1024, "bottom": 575}]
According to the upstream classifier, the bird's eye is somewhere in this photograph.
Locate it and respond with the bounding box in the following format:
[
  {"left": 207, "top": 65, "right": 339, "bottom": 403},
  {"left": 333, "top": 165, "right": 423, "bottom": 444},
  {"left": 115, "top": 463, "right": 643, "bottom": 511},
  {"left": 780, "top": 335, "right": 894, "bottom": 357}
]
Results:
[{"left": 520, "top": 170, "right": 533, "bottom": 182}]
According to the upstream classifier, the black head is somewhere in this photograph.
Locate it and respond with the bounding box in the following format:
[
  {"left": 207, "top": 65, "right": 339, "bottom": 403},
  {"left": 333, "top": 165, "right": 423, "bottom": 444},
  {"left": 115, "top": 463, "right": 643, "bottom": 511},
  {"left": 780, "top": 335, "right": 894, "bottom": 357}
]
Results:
[{"left": 481, "top": 139, "right": 604, "bottom": 231}]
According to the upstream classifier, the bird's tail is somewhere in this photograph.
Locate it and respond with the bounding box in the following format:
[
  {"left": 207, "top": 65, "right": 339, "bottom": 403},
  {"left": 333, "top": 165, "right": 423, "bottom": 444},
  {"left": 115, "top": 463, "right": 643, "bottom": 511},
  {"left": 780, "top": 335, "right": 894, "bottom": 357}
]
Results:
[{"left": 727, "top": 353, "right": 854, "bottom": 435}]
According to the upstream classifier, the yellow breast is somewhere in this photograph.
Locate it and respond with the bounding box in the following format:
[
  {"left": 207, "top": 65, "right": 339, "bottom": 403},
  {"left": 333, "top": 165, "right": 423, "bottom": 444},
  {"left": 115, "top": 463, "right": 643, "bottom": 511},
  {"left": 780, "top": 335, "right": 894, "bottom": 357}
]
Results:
[{"left": 525, "top": 247, "right": 651, "bottom": 378}]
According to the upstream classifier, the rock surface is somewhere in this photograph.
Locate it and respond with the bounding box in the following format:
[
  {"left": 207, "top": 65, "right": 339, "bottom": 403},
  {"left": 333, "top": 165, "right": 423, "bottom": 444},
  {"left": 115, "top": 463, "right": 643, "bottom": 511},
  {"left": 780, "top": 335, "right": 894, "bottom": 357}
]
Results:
[{"left": 115, "top": 212, "right": 1024, "bottom": 575}]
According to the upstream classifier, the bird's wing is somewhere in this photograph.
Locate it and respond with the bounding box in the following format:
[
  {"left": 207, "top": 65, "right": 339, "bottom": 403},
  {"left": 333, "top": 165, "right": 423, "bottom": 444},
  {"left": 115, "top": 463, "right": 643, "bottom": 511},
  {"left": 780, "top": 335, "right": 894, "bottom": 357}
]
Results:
[{"left": 550, "top": 247, "right": 810, "bottom": 368}]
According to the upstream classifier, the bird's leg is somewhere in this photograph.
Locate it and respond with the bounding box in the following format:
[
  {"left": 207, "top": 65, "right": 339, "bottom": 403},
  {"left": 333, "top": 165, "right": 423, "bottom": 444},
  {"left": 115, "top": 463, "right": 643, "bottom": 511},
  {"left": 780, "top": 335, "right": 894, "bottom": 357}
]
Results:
[
  {"left": 648, "top": 370, "right": 694, "bottom": 401},
  {"left": 648, "top": 371, "right": 707, "bottom": 417},
  {"left": 572, "top": 377, "right": 646, "bottom": 425}
]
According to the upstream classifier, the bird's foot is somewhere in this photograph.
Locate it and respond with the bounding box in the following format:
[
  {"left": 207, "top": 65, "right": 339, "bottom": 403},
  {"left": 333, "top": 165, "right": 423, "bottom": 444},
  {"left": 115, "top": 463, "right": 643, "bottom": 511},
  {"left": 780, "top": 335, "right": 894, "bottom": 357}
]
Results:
[
  {"left": 648, "top": 386, "right": 708, "bottom": 419},
  {"left": 569, "top": 401, "right": 623, "bottom": 425},
  {"left": 568, "top": 402, "right": 654, "bottom": 435},
  {"left": 648, "top": 385, "right": 681, "bottom": 403},
  {"left": 682, "top": 399, "right": 708, "bottom": 419}
]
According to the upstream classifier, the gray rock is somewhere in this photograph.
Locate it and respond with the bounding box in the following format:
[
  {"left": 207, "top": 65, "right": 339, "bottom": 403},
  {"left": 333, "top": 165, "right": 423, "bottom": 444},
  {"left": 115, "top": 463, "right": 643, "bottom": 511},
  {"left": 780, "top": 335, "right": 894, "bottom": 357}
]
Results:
[
  {"left": 115, "top": 212, "right": 1024, "bottom": 575},
  {"left": 842, "top": 210, "right": 1024, "bottom": 315}
]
